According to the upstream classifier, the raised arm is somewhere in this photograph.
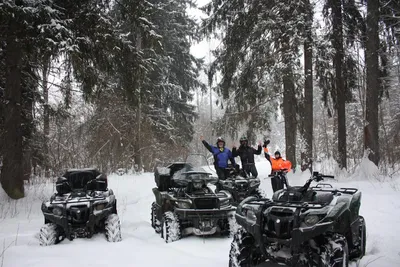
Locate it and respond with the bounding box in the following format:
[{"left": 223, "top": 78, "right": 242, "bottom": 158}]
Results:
[
  {"left": 228, "top": 150, "right": 236, "bottom": 166},
  {"left": 202, "top": 140, "right": 213, "bottom": 153},
  {"left": 232, "top": 146, "right": 239, "bottom": 157},
  {"left": 263, "top": 147, "right": 271, "bottom": 164},
  {"left": 254, "top": 143, "right": 262, "bottom": 155},
  {"left": 200, "top": 135, "right": 213, "bottom": 153}
]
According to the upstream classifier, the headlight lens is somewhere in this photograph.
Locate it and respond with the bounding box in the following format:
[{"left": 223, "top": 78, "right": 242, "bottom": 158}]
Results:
[
  {"left": 52, "top": 207, "right": 62, "bottom": 216},
  {"left": 177, "top": 201, "right": 192, "bottom": 209},
  {"left": 304, "top": 215, "right": 319, "bottom": 226},
  {"left": 95, "top": 203, "right": 106, "bottom": 211}
]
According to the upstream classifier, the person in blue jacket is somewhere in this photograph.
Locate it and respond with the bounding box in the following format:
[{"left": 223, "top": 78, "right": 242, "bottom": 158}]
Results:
[{"left": 200, "top": 135, "right": 236, "bottom": 180}]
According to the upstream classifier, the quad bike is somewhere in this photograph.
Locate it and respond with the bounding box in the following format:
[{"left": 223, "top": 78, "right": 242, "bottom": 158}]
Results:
[
  {"left": 151, "top": 154, "right": 236, "bottom": 243},
  {"left": 229, "top": 171, "right": 366, "bottom": 267},
  {"left": 218, "top": 164, "right": 264, "bottom": 206},
  {"left": 39, "top": 168, "right": 121, "bottom": 245}
]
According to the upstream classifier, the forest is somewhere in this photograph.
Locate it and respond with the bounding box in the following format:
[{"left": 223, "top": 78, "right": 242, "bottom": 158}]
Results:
[{"left": 0, "top": 0, "right": 399, "bottom": 199}]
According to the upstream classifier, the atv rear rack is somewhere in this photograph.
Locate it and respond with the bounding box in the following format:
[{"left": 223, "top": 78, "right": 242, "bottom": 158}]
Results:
[
  {"left": 312, "top": 187, "right": 358, "bottom": 195},
  {"left": 246, "top": 198, "right": 328, "bottom": 209}
]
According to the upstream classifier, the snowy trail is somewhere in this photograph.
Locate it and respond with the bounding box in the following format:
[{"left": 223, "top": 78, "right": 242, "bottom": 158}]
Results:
[{"left": 1, "top": 160, "right": 399, "bottom": 267}]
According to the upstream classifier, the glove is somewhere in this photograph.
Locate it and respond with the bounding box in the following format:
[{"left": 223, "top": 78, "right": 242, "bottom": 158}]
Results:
[{"left": 263, "top": 140, "right": 270, "bottom": 148}]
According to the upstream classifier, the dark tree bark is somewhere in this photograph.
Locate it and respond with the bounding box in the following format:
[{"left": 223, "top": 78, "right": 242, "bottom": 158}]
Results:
[
  {"left": 0, "top": 19, "right": 25, "bottom": 199},
  {"left": 281, "top": 34, "right": 297, "bottom": 170},
  {"left": 42, "top": 55, "right": 51, "bottom": 177},
  {"left": 302, "top": 0, "right": 314, "bottom": 172},
  {"left": 332, "top": 0, "right": 347, "bottom": 169},
  {"left": 283, "top": 74, "right": 297, "bottom": 169},
  {"left": 364, "top": 0, "right": 380, "bottom": 166}
]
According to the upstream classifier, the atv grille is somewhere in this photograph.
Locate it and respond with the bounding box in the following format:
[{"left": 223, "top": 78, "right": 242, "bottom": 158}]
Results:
[
  {"left": 265, "top": 208, "right": 294, "bottom": 239},
  {"left": 266, "top": 219, "right": 293, "bottom": 239},
  {"left": 193, "top": 198, "right": 219, "bottom": 209},
  {"left": 235, "top": 181, "right": 249, "bottom": 191},
  {"left": 270, "top": 210, "right": 294, "bottom": 217},
  {"left": 68, "top": 205, "right": 89, "bottom": 224}
]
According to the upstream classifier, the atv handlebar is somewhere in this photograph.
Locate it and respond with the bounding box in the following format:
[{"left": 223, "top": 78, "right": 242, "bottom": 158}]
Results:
[
  {"left": 291, "top": 172, "right": 335, "bottom": 195},
  {"left": 312, "top": 171, "right": 335, "bottom": 182}
]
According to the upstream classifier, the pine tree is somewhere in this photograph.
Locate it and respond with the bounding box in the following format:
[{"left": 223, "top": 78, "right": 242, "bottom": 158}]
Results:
[{"left": 364, "top": 0, "right": 380, "bottom": 166}]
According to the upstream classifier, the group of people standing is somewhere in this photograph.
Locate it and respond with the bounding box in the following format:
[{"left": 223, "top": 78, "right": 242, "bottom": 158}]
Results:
[{"left": 200, "top": 135, "right": 291, "bottom": 180}]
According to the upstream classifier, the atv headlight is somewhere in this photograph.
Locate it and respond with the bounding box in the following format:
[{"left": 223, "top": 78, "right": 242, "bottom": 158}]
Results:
[
  {"left": 177, "top": 201, "right": 192, "bottom": 209},
  {"left": 95, "top": 203, "right": 106, "bottom": 211},
  {"left": 304, "top": 215, "right": 319, "bottom": 226},
  {"left": 52, "top": 207, "right": 62, "bottom": 216}
]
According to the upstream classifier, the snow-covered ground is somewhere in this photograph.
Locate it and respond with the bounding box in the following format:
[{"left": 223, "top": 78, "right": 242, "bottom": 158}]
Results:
[{"left": 0, "top": 159, "right": 399, "bottom": 267}]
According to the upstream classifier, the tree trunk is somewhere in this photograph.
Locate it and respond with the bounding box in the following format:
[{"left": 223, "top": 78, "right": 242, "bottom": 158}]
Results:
[
  {"left": 43, "top": 55, "right": 51, "bottom": 177},
  {"left": 0, "top": 20, "right": 25, "bottom": 199},
  {"left": 332, "top": 0, "right": 347, "bottom": 169},
  {"left": 301, "top": 0, "right": 313, "bottom": 172},
  {"left": 283, "top": 75, "right": 297, "bottom": 169},
  {"left": 364, "top": 0, "right": 380, "bottom": 166},
  {"left": 281, "top": 33, "right": 297, "bottom": 170},
  {"left": 134, "top": 32, "right": 142, "bottom": 172}
]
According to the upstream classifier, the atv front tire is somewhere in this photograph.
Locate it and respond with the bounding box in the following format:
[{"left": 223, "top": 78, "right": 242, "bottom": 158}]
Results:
[
  {"left": 353, "top": 216, "right": 366, "bottom": 258},
  {"left": 105, "top": 214, "right": 122, "bottom": 242},
  {"left": 229, "top": 228, "right": 263, "bottom": 267},
  {"left": 151, "top": 202, "right": 161, "bottom": 233},
  {"left": 39, "top": 223, "right": 60, "bottom": 246},
  {"left": 323, "top": 234, "right": 349, "bottom": 267},
  {"left": 161, "top": 211, "right": 181, "bottom": 243}
]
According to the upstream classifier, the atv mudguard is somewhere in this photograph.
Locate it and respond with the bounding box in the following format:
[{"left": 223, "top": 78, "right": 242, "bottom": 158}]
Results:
[{"left": 152, "top": 187, "right": 176, "bottom": 219}]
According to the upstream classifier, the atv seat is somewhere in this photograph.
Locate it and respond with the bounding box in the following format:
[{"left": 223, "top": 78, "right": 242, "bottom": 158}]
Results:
[{"left": 56, "top": 169, "right": 107, "bottom": 194}]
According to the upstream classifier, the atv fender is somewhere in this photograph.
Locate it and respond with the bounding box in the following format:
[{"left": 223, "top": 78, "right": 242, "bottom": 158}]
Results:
[
  {"left": 324, "top": 201, "right": 351, "bottom": 234},
  {"left": 349, "top": 191, "right": 362, "bottom": 222}
]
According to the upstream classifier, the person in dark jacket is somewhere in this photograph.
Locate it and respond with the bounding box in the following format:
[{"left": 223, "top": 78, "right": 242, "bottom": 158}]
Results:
[
  {"left": 200, "top": 135, "right": 236, "bottom": 180},
  {"left": 232, "top": 136, "right": 262, "bottom": 177}
]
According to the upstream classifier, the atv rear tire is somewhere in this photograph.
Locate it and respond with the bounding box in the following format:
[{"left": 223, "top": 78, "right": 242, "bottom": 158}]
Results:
[
  {"left": 229, "top": 228, "right": 264, "bottom": 267},
  {"left": 323, "top": 234, "right": 349, "bottom": 267},
  {"left": 105, "top": 213, "right": 122, "bottom": 242},
  {"left": 39, "top": 223, "right": 60, "bottom": 246},
  {"left": 161, "top": 211, "right": 181, "bottom": 243},
  {"left": 151, "top": 202, "right": 161, "bottom": 233}
]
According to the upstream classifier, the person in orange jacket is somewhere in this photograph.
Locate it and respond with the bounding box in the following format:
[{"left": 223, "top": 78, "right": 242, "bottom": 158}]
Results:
[
  {"left": 263, "top": 140, "right": 292, "bottom": 173},
  {"left": 263, "top": 140, "right": 292, "bottom": 192}
]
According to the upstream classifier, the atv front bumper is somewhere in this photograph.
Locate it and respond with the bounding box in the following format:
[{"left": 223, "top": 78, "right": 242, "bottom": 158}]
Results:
[
  {"left": 42, "top": 206, "right": 114, "bottom": 240},
  {"left": 174, "top": 206, "right": 236, "bottom": 218},
  {"left": 175, "top": 207, "right": 236, "bottom": 235},
  {"left": 262, "top": 222, "right": 334, "bottom": 267}
]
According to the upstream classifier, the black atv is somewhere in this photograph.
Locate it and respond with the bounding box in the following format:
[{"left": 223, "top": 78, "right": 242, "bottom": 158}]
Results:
[
  {"left": 229, "top": 171, "right": 366, "bottom": 267},
  {"left": 218, "top": 164, "right": 263, "bottom": 206},
  {"left": 151, "top": 155, "right": 236, "bottom": 243},
  {"left": 39, "top": 168, "right": 122, "bottom": 246}
]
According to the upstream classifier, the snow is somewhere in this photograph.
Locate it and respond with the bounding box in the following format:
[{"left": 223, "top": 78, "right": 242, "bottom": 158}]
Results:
[{"left": 1, "top": 160, "right": 399, "bottom": 267}]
